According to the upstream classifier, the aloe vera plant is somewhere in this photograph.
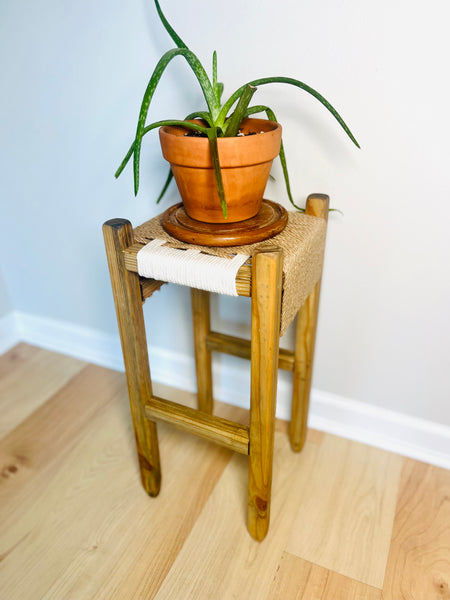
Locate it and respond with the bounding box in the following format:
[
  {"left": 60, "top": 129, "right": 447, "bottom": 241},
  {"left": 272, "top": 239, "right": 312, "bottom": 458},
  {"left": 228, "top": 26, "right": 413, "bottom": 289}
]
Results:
[{"left": 116, "top": 0, "right": 359, "bottom": 218}]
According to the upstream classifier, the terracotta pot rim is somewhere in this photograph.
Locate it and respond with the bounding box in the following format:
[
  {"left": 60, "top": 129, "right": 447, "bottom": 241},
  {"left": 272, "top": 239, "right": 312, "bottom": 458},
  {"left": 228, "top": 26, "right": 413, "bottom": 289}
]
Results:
[
  {"left": 159, "top": 118, "right": 282, "bottom": 168},
  {"left": 159, "top": 117, "right": 281, "bottom": 137}
]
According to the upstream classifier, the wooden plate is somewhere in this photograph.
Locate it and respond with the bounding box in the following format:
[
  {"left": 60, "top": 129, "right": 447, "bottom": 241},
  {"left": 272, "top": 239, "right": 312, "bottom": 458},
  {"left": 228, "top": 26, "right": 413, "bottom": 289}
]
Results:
[{"left": 161, "top": 199, "right": 288, "bottom": 247}]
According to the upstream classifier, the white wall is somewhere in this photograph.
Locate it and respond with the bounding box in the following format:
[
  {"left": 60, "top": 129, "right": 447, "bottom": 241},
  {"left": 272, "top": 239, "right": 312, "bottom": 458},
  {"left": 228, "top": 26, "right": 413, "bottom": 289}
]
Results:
[{"left": 1, "top": 0, "right": 449, "bottom": 428}]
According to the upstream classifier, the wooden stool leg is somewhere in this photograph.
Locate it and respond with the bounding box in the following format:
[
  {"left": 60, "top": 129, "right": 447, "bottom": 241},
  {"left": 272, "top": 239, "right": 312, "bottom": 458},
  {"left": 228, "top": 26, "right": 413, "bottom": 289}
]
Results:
[
  {"left": 248, "top": 247, "right": 283, "bottom": 541},
  {"left": 103, "top": 219, "right": 161, "bottom": 496},
  {"left": 290, "top": 194, "right": 329, "bottom": 452},
  {"left": 191, "top": 289, "right": 213, "bottom": 414}
]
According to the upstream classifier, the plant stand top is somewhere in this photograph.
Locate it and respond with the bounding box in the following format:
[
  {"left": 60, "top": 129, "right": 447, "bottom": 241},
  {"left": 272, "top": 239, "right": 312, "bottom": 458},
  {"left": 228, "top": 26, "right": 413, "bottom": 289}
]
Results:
[{"left": 124, "top": 206, "right": 327, "bottom": 336}]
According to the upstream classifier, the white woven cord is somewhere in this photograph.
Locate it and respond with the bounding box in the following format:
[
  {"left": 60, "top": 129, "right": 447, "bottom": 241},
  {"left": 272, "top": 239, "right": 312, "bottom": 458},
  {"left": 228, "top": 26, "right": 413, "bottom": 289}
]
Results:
[{"left": 136, "top": 239, "right": 249, "bottom": 296}]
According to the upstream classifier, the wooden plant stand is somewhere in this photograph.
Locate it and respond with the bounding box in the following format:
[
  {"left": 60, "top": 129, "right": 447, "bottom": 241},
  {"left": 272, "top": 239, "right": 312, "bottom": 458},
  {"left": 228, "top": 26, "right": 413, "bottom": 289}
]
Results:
[{"left": 103, "top": 193, "right": 329, "bottom": 541}]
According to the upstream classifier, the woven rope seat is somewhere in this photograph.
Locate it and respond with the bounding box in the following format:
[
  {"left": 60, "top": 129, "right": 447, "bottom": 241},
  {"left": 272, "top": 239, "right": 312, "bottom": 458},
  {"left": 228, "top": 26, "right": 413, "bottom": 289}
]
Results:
[{"left": 131, "top": 210, "right": 326, "bottom": 336}]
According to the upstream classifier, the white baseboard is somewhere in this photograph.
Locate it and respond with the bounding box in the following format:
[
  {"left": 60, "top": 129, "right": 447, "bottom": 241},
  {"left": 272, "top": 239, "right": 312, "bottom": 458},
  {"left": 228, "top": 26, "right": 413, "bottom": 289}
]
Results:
[
  {"left": 2, "top": 310, "right": 449, "bottom": 470},
  {"left": 15, "top": 312, "right": 126, "bottom": 372},
  {"left": 0, "top": 312, "right": 19, "bottom": 355}
]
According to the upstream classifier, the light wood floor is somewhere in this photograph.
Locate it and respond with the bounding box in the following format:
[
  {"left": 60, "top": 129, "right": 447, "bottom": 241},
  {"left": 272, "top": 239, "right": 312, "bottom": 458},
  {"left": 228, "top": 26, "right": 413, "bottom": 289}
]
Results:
[{"left": 1, "top": 343, "right": 449, "bottom": 599}]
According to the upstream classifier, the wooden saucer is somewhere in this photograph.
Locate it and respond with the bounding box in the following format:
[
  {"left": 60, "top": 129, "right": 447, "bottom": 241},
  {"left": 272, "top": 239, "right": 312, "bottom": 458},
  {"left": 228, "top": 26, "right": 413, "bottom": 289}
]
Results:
[{"left": 161, "top": 199, "right": 288, "bottom": 247}]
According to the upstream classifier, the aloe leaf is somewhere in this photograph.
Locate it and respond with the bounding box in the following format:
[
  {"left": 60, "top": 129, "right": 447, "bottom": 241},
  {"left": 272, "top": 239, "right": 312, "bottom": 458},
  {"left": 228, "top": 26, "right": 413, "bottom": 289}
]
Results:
[
  {"left": 206, "top": 127, "right": 227, "bottom": 218},
  {"left": 243, "top": 104, "right": 304, "bottom": 211},
  {"left": 212, "top": 51, "right": 224, "bottom": 106},
  {"left": 213, "top": 51, "right": 217, "bottom": 87},
  {"left": 184, "top": 111, "right": 214, "bottom": 127},
  {"left": 116, "top": 118, "right": 208, "bottom": 179},
  {"left": 154, "top": 0, "right": 187, "bottom": 49},
  {"left": 115, "top": 143, "right": 135, "bottom": 180},
  {"left": 215, "top": 82, "right": 224, "bottom": 105},
  {"left": 221, "top": 76, "right": 360, "bottom": 148},
  {"left": 244, "top": 104, "right": 270, "bottom": 118},
  {"left": 276, "top": 138, "right": 305, "bottom": 213},
  {"left": 131, "top": 47, "right": 218, "bottom": 195},
  {"left": 156, "top": 168, "right": 174, "bottom": 203},
  {"left": 223, "top": 84, "right": 257, "bottom": 137}
]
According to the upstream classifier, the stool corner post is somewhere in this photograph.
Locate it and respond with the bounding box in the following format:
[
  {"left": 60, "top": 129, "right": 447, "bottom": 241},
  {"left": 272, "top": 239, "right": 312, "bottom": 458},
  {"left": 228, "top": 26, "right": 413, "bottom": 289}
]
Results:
[
  {"left": 190, "top": 288, "right": 213, "bottom": 414},
  {"left": 305, "top": 193, "right": 330, "bottom": 221},
  {"left": 290, "top": 193, "right": 329, "bottom": 453},
  {"left": 102, "top": 217, "right": 162, "bottom": 497},
  {"left": 248, "top": 246, "right": 283, "bottom": 541},
  {"left": 289, "top": 281, "right": 320, "bottom": 453},
  {"left": 103, "top": 218, "right": 134, "bottom": 256}
]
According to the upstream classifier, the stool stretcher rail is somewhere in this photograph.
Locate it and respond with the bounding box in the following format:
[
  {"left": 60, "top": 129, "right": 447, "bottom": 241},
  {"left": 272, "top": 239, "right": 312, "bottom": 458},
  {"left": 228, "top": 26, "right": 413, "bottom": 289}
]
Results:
[
  {"left": 206, "top": 331, "right": 295, "bottom": 371},
  {"left": 146, "top": 396, "right": 250, "bottom": 455}
]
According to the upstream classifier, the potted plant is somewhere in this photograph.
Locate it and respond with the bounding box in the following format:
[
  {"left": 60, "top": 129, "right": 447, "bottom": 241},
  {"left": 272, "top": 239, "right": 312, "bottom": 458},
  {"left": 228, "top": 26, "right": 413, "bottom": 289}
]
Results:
[{"left": 115, "top": 0, "right": 359, "bottom": 223}]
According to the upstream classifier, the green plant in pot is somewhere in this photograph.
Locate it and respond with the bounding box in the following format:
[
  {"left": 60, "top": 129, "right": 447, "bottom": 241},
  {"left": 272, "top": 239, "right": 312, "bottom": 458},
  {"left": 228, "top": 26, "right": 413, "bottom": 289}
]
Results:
[{"left": 116, "top": 0, "right": 359, "bottom": 223}]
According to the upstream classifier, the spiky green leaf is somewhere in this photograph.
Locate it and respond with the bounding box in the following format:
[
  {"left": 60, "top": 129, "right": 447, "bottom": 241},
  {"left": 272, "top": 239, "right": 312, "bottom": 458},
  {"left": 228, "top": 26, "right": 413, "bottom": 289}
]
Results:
[
  {"left": 132, "top": 48, "right": 218, "bottom": 195},
  {"left": 116, "top": 118, "right": 208, "bottom": 180},
  {"left": 214, "top": 82, "right": 224, "bottom": 105},
  {"left": 156, "top": 168, "right": 174, "bottom": 203},
  {"left": 206, "top": 127, "right": 227, "bottom": 218},
  {"left": 212, "top": 51, "right": 217, "bottom": 87},
  {"left": 154, "top": 0, "right": 187, "bottom": 48},
  {"left": 244, "top": 104, "right": 304, "bottom": 211},
  {"left": 184, "top": 111, "right": 214, "bottom": 127},
  {"left": 223, "top": 84, "right": 257, "bottom": 137},
  {"left": 212, "top": 51, "right": 224, "bottom": 106},
  {"left": 221, "top": 76, "right": 360, "bottom": 148}
]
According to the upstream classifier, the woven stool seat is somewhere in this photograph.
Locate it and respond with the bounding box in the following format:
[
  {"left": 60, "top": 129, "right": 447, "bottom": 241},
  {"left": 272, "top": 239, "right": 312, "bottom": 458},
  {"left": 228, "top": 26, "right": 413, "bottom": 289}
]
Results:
[{"left": 128, "top": 211, "right": 326, "bottom": 335}]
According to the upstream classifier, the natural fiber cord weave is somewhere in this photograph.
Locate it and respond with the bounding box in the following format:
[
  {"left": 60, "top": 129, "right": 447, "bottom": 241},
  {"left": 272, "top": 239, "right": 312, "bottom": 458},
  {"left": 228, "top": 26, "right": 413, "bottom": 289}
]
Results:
[
  {"left": 134, "top": 211, "right": 326, "bottom": 336},
  {"left": 137, "top": 239, "right": 249, "bottom": 297}
]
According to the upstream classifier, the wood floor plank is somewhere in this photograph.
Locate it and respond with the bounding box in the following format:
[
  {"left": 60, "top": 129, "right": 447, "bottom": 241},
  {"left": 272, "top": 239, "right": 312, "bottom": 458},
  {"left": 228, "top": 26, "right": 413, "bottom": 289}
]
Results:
[
  {"left": 0, "top": 406, "right": 130, "bottom": 598},
  {"left": 382, "top": 459, "right": 450, "bottom": 599},
  {"left": 0, "top": 343, "right": 85, "bottom": 438},
  {"left": 0, "top": 365, "right": 128, "bottom": 558},
  {"left": 0, "top": 346, "right": 446, "bottom": 599},
  {"left": 0, "top": 369, "right": 232, "bottom": 600},
  {"left": 0, "top": 364, "right": 123, "bottom": 525},
  {"left": 153, "top": 431, "right": 324, "bottom": 600},
  {"left": 85, "top": 430, "right": 232, "bottom": 600},
  {"left": 285, "top": 434, "right": 403, "bottom": 588},
  {"left": 267, "top": 552, "right": 382, "bottom": 599}
]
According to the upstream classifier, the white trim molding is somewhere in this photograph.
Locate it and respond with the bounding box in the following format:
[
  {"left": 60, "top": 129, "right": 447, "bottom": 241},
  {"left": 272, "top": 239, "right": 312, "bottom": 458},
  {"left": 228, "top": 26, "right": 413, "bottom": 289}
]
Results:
[
  {"left": 307, "top": 389, "right": 450, "bottom": 470},
  {"left": 2, "top": 310, "right": 450, "bottom": 470},
  {"left": 0, "top": 312, "right": 19, "bottom": 355}
]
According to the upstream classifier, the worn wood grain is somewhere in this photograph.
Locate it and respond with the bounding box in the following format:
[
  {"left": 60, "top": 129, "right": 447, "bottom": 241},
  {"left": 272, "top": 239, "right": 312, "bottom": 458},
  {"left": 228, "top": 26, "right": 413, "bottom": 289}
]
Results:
[
  {"left": 382, "top": 459, "right": 450, "bottom": 599},
  {"left": 161, "top": 199, "right": 288, "bottom": 247},
  {"left": 290, "top": 193, "right": 329, "bottom": 452},
  {"left": 191, "top": 288, "right": 213, "bottom": 413},
  {"left": 103, "top": 219, "right": 161, "bottom": 496},
  {"left": 205, "top": 330, "right": 295, "bottom": 371},
  {"left": 248, "top": 247, "right": 283, "bottom": 540},
  {"left": 146, "top": 395, "right": 249, "bottom": 455},
  {"left": 140, "top": 276, "right": 166, "bottom": 300}
]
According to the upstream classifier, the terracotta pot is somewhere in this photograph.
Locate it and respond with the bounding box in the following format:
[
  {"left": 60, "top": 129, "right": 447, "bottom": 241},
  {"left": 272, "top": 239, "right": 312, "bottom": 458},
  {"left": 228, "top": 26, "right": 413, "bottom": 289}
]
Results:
[{"left": 159, "top": 118, "right": 282, "bottom": 223}]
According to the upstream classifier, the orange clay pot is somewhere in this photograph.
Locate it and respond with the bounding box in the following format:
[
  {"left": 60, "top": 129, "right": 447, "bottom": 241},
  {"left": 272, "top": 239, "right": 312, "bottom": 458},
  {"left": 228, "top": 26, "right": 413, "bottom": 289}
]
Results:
[{"left": 159, "top": 118, "right": 282, "bottom": 223}]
